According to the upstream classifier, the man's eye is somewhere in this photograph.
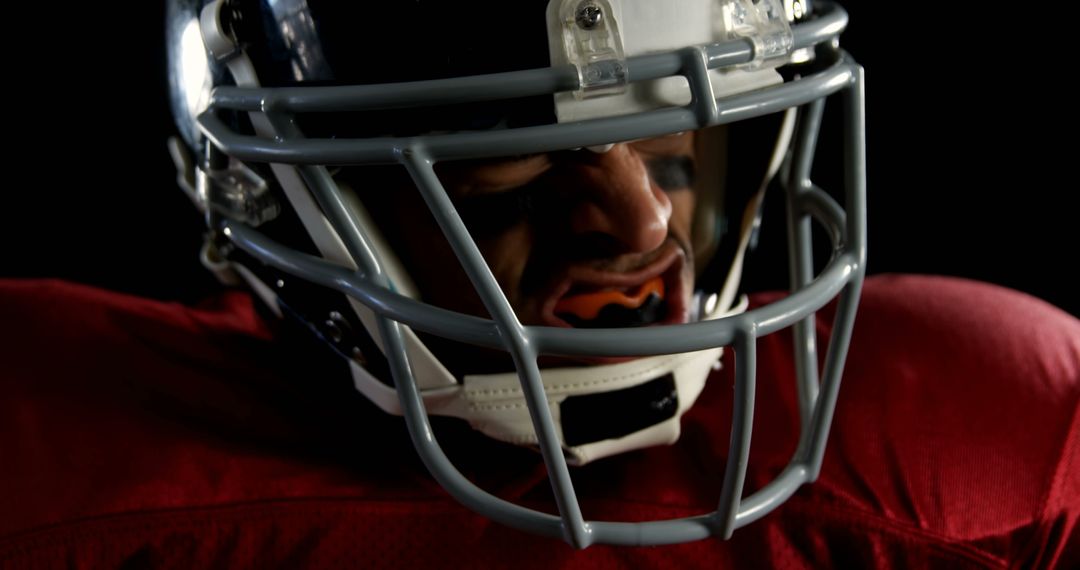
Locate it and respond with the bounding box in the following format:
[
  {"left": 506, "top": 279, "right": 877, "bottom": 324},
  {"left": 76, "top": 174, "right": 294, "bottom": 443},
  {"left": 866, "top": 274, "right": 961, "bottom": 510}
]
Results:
[{"left": 647, "top": 156, "right": 696, "bottom": 191}]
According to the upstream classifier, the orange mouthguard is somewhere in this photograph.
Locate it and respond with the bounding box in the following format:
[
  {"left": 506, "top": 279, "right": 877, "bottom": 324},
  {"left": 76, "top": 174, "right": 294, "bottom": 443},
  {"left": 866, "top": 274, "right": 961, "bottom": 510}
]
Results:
[{"left": 553, "top": 276, "right": 665, "bottom": 321}]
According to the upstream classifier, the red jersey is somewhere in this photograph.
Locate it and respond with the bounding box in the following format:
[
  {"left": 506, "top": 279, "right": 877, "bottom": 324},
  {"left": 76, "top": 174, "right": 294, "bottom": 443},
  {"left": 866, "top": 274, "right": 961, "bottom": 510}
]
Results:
[{"left": 1, "top": 275, "right": 1077, "bottom": 568}]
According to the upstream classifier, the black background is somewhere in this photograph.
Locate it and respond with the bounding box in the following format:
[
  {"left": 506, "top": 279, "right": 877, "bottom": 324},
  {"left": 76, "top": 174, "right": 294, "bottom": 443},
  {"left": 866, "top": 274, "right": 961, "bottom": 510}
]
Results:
[{"left": 4, "top": 2, "right": 1076, "bottom": 317}]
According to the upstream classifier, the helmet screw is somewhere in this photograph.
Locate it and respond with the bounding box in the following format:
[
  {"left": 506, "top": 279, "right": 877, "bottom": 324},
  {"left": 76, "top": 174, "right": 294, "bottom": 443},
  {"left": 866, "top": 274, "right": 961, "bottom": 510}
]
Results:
[
  {"left": 576, "top": 3, "right": 603, "bottom": 30},
  {"left": 791, "top": 0, "right": 805, "bottom": 20},
  {"left": 325, "top": 311, "right": 347, "bottom": 344}
]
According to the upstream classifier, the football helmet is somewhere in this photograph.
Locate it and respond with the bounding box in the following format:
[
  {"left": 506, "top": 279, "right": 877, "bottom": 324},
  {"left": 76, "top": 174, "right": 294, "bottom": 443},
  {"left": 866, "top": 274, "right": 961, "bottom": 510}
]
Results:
[{"left": 167, "top": 0, "right": 865, "bottom": 547}]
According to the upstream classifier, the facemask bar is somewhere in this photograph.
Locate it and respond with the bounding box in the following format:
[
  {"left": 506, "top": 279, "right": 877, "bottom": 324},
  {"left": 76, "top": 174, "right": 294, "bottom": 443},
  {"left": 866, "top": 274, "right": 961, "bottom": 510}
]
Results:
[{"left": 200, "top": 2, "right": 865, "bottom": 547}]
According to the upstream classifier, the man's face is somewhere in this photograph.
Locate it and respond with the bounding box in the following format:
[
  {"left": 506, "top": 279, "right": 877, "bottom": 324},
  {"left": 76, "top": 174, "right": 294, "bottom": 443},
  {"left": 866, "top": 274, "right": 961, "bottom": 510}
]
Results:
[{"left": 368, "top": 130, "right": 700, "bottom": 369}]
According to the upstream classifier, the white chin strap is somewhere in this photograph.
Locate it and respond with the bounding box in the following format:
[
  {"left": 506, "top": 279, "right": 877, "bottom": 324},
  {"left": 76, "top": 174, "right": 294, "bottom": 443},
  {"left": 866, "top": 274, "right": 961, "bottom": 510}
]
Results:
[
  {"left": 462, "top": 298, "right": 748, "bottom": 465},
  {"left": 347, "top": 286, "right": 747, "bottom": 467}
]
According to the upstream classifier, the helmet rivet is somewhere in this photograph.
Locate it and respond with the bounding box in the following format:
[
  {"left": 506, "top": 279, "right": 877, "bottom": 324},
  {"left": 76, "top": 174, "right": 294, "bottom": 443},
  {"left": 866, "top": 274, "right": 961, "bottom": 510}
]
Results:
[
  {"left": 792, "top": 0, "right": 805, "bottom": 20},
  {"left": 325, "top": 311, "right": 347, "bottom": 344},
  {"left": 576, "top": 3, "right": 602, "bottom": 30}
]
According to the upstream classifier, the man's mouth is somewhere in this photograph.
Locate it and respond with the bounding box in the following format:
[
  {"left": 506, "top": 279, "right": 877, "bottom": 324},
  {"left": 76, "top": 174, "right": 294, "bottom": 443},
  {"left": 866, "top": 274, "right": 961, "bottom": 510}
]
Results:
[
  {"left": 540, "top": 244, "right": 688, "bottom": 329},
  {"left": 554, "top": 277, "right": 667, "bottom": 328}
]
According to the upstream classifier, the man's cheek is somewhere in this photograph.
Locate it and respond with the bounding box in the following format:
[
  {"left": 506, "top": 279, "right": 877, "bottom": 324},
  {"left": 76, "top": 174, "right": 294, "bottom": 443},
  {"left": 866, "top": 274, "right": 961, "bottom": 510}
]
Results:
[
  {"left": 668, "top": 189, "right": 696, "bottom": 238},
  {"left": 478, "top": 222, "right": 535, "bottom": 299}
]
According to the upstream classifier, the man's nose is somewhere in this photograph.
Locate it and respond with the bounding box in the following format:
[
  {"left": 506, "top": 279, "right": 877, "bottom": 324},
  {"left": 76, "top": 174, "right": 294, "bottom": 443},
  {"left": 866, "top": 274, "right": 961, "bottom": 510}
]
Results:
[{"left": 566, "top": 144, "right": 672, "bottom": 253}]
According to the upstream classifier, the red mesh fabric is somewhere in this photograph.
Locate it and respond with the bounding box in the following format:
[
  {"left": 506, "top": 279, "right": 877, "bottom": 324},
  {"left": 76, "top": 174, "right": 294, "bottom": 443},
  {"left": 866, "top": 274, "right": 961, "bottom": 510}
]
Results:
[{"left": 1, "top": 275, "right": 1077, "bottom": 568}]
